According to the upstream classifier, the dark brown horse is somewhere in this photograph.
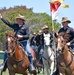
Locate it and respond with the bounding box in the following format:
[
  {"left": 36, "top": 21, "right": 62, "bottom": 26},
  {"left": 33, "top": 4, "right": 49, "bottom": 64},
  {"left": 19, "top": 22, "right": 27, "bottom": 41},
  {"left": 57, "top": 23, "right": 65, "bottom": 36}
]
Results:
[
  {"left": 4, "top": 32, "right": 36, "bottom": 75},
  {"left": 56, "top": 32, "right": 74, "bottom": 75},
  {"left": 30, "top": 45, "right": 44, "bottom": 74}
]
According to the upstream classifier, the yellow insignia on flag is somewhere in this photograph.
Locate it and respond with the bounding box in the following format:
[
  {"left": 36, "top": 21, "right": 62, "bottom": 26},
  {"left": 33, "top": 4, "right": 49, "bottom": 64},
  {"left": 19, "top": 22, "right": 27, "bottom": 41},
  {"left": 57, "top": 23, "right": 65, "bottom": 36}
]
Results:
[
  {"left": 51, "top": 0, "right": 64, "bottom": 3},
  {"left": 61, "top": 4, "right": 69, "bottom": 8}
]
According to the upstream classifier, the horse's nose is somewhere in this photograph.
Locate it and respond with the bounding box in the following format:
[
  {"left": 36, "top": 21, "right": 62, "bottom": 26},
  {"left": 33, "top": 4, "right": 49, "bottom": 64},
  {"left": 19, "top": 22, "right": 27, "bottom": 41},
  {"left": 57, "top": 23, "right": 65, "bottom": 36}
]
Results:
[
  {"left": 57, "top": 46, "right": 61, "bottom": 51},
  {"left": 57, "top": 49, "right": 62, "bottom": 54}
]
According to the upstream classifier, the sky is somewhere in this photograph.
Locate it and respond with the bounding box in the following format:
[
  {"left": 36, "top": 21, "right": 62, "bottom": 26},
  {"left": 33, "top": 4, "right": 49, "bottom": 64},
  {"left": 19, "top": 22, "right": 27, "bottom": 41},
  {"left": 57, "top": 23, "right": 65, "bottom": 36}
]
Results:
[{"left": 0, "top": 0, "right": 74, "bottom": 28}]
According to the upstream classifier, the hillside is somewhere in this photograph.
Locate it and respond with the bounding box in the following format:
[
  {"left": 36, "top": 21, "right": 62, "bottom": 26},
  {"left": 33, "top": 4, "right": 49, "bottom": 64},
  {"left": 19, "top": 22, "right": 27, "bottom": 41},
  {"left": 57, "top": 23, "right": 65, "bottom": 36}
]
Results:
[{"left": 0, "top": 5, "right": 61, "bottom": 50}]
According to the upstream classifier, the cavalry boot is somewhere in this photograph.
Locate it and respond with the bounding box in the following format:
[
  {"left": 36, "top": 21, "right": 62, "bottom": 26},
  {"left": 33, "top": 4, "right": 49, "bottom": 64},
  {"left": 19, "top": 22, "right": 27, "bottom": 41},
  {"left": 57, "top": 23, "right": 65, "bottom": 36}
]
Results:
[
  {"left": 0, "top": 60, "right": 7, "bottom": 71},
  {"left": 2, "top": 60, "right": 7, "bottom": 71},
  {"left": 29, "top": 63, "right": 35, "bottom": 71},
  {"left": 0, "top": 63, "right": 4, "bottom": 70},
  {"left": 28, "top": 57, "right": 35, "bottom": 71},
  {"left": 0, "top": 52, "right": 7, "bottom": 71}
]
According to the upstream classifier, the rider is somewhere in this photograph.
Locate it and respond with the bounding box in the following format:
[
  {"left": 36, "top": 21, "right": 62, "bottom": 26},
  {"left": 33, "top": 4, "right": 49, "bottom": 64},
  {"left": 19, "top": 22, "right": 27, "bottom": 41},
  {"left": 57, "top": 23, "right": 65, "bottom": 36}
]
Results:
[
  {"left": 54, "top": 17, "right": 74, "bottom": 50},
  {"left": 53, "top": 17, "right": 74, "bottom": 75},
  {"left": 36, "top": 30, "right": 44, "bottom": 65},
  {"left": 42, "top": 25, "right": 53, "bottom": 48},
  {"left": 37, "top": 25, "right": 54, "bottom": 64},
  {"left": 0, "top": 13, "right": 35, "bottom": 71},
  {"left": 30, "top": 32, "right": 38, "bottom": 52}
]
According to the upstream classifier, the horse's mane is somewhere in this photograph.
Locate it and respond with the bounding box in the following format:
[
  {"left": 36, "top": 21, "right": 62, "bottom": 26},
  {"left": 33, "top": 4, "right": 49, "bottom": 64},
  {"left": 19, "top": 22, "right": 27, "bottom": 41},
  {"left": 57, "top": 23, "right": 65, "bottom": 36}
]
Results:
[
  {"left": 5, "top": 31, "right": 16, "bottom": 37},
  {"left": 58, "top": 32, "right": 70, "bottom": 43}
]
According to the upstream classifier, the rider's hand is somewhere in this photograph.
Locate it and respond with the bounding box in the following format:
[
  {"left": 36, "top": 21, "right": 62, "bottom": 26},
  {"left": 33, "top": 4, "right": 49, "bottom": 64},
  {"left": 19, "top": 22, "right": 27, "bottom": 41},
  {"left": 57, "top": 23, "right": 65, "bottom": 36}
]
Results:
[
  {"left": 17, "top": 35, "right": 23, "bottom": 38},
  {"left": 34, "top": 40, "right": 36, "bottom": 44},
  {"left": 67, "top": 42, "right": 70, "bottom": 46},
  {"left": 52, "top": 29, "right": 56, "bottom": 34},
  {"left": 0, "top": 13, "right": 2, "bottom": 19}
]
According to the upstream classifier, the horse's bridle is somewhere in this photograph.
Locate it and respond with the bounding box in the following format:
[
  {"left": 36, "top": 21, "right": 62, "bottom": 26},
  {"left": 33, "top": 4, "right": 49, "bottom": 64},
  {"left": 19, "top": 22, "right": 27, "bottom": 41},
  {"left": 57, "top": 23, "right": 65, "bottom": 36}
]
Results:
[
  {"left": 42, "top": 45, "right": 53, "bottom": 62},
  {"left": 58, "top": 49, "right": 73, "bottom": 75},
  {"left": 6, "top": 45, "right": 15, "bottom": 56},
  {"left": 57, "top": 47, "right": 65, "bottom": 54}
]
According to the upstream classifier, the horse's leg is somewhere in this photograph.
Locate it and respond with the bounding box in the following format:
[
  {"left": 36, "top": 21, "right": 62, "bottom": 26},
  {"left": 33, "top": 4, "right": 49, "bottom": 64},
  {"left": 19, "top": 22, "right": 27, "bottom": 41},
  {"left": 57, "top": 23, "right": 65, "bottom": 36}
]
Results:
[
  {"left": 59, "top": 73, "right": 64, "bottom": 75},
  {"left": 42, "top": 58, "right": 50, "bottom": 75},
  {"left": 1, "top": 70, "right": 3, "bottom": 75},
  {"left": 42, "top": 65, "right": 45, "bottom": 74},
  {"left": 45, "top": 66, "right": 49, "bottom": 75},
  {"left": 9, "top": 72, "right": 15, "bottom": 75},
  {"left": 1, "top": 70, "right": 4, "bottom": 75},
  {"left": 50, "top": 56, "right": 55, "bottom": 75},
  {"left": 30, "top": 70, "right": 37, "bottom": 75},
  {"left": 23, "top": 71, "right": 28, "bottom": 75},
  {"left": 50, "top": 61, "right": 54, "bottom": 75}
]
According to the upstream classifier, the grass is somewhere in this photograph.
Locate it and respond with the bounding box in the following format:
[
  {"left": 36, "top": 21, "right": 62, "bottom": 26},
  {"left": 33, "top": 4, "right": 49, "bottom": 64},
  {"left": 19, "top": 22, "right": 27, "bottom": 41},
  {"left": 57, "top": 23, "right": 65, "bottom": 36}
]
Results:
[
  {"left": 0, "top": 60, "right": 46, "bottom": 75},
  {"left": 0, "top": 70, "right": 45, "bottom": 75}
]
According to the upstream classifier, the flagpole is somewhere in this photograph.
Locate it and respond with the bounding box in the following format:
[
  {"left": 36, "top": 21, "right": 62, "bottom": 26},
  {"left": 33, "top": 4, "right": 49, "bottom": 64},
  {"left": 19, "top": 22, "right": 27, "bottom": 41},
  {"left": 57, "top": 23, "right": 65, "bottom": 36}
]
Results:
[
  {"left": 49, "top": 1, "right": 56, "bottom": 73},
  {"left": 50, "top": 0, "right": 57, "bottom": 71},
  {"left": 49, "top": 0, "right": 61, "bottom": 72},
  {"left": 51, "top": 12, "right": 57, "bottom": 72}
]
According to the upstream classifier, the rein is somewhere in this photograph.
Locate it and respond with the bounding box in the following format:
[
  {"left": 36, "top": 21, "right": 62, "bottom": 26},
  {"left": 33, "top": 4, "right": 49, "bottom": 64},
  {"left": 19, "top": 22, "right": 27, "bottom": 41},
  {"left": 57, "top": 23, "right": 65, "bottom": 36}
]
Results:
[
  {"left": 8, "top": 55, "right": 26, "bottom": 68},
  {"left": 6, "top": 46, "right": 15, "bottom": 56},
  {"left": 42, "top": 45, "right": 52, "bottom": 60},
  {"left": 7, "top": 40, "right": 27, "bottom": 67},
  {"left": 42, "top": 53, "right": 52, "bottom": 60}
]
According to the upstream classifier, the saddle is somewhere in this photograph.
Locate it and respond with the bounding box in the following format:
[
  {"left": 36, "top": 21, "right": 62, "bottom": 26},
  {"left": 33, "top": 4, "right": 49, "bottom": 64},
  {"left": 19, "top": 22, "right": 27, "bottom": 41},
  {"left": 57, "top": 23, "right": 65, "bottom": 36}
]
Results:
[{"left": 18, "top": 42, "right": 28, "bottom": 56}]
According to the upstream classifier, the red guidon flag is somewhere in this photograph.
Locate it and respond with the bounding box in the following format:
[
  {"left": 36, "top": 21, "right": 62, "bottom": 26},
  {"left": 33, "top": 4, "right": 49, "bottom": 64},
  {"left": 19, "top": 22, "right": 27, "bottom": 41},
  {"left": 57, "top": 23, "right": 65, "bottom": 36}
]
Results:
[{"left": 50, "top": 1, "right": 61, "bottom": 20}]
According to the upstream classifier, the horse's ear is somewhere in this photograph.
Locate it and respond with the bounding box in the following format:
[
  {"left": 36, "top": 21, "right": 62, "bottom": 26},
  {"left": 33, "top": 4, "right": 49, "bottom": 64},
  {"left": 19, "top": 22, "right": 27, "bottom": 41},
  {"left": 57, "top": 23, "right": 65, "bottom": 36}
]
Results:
[
  {"left": 13, "top": 32, "right": 16, "bottom": 36},
  {"left": 59, "top": 32, "right": 65, "bottom": 37},
  {"left": 5, "top": 31, "right": 9, "bottom": 36}
]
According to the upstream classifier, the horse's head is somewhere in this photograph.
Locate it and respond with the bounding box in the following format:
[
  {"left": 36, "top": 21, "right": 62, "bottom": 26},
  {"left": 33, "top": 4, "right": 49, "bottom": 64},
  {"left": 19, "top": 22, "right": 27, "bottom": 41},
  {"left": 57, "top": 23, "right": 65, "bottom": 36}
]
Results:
[
  {"left": 5, "top": 31, "right": 17, "bottom": 56},
  {"left": 44, "top": 33, "right": 51, "bottom": 46},
  {"left": 56, "top": 32, "right": 68, "bottom": 54}
]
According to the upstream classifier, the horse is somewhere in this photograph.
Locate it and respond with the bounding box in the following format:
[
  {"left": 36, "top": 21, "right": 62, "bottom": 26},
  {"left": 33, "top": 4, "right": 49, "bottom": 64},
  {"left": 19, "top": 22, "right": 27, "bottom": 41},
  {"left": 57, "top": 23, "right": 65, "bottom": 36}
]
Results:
[
  {"left": 42, "top": 33, "right": 55, "bottom": 75},
  {"left": 35, "top": 44, "right": 44, "bottom": 74},
  {"left": 56, "top": 32, "right": 74, "bottom": 75},
  {"left": 1, "top": 32, "right": 36, "bottom": 75},
  {"left": 30, "top": 44, "right": 44, "bottom": 74}
]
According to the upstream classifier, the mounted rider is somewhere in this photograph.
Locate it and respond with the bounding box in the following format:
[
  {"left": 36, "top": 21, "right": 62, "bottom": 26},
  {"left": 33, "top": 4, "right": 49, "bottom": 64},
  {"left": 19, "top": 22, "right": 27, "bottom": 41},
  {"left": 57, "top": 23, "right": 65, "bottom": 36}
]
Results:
[
  {"left": 42, "top": 25, "right": 53, "bottom": 48},
  {"left": 30, "top": 32, "right": 38, "bottom": 52},
  {"left": 54, "top": 17, "right": 74, "bottom": 50},
  {"left": 0, "top": 13, "right": 35, "bottom": 71},
  {"left": 53, "top": 17, "right": 74, "bottom": 75},
  {"left": 37, "top": 25, "right": 54, "bottom": 60}
]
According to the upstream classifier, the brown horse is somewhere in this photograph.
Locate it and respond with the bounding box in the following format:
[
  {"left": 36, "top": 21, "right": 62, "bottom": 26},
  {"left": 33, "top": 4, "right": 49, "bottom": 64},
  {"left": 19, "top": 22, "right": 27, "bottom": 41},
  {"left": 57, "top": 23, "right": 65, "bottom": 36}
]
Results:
[
  {"left": 56, "top": 32, "right": 74, "bottom": 75},
  {"left": 5, "top": 32, "right": 36, "bottom": 75}
]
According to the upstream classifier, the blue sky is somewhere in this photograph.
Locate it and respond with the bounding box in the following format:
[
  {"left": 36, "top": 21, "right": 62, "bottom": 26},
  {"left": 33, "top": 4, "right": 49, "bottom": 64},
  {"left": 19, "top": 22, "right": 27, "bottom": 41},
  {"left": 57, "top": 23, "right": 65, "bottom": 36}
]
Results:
[{"left": 0, "top": 0, "right": 74, "bottom": 28}]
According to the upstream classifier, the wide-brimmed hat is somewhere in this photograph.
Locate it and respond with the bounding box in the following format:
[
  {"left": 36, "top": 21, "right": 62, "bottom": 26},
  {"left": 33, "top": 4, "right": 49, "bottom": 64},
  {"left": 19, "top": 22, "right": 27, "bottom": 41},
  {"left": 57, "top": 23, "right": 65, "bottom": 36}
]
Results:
[
  {"left": 16, "top": 14, "right": 25, "bottom": 21},
  {"left": 42, "top": 25, "right": 49, "bottom": 30},
  {"left": 61, "top": 17, "right": 71, "bottom": 23},
  {"left": 33, "top": 32, "right": 36, "bottom": 35},
  {"left": 38, "top": 30, "right": 42, "bottom": 35}
]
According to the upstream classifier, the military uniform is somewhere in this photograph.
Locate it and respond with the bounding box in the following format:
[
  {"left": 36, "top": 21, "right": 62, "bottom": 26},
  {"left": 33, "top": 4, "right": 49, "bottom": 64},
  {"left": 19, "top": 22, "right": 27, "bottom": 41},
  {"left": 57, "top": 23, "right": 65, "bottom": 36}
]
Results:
[{"left": 58, "top": 26, "right": 74, "bottom": 49}]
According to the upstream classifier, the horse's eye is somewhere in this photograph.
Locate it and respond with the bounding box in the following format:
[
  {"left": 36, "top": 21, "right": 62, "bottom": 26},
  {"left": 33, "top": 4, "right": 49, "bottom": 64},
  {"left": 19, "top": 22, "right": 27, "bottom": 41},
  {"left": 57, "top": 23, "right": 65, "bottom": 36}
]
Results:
[
  {"left": 12, "top": 40, "right": 14, "bottom": 43},
  {"left": 61, "top": 41, "right": 63, "bottom": 43}
]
